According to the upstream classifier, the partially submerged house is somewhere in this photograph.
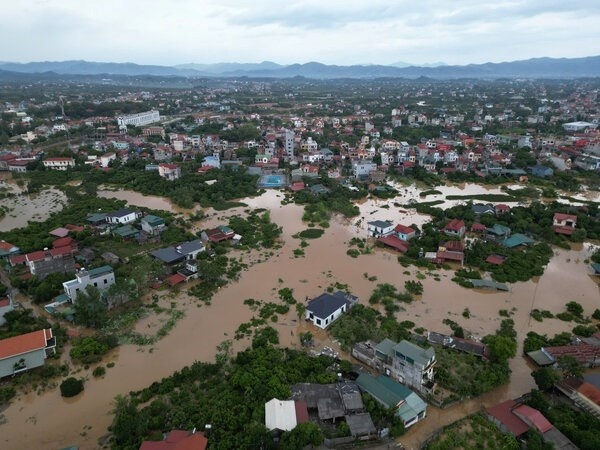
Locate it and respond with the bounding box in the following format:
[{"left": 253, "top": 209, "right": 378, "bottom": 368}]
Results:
[
  {"left": 356, "top": 374, "right": 427, "bottom": 429},
  {"left": 367, "top": 220, "right": 394, "bottom": 238},
  {"left": 553, "top": 213, "right": 577, "bottom": 236},
  {"left": 0, "top": 329, "right": 56, "bottom": 378},
  {"left": 305, "top": 291, "right": 358, "bottom": 329}
]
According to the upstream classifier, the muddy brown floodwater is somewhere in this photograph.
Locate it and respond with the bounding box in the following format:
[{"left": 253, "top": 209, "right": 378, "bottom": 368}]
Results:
[{"left": 1, "top": 189, "right": 599, "bottom": 450}]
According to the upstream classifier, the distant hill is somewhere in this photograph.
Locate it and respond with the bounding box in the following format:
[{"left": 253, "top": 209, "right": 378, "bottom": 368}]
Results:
[{"left": 1, "top": 56, "right": 599, "bottom": 79}]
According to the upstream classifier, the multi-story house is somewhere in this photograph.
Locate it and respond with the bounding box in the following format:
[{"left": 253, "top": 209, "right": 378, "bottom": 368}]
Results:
[
  {"left": 63, "top": 266, "right": 116, "bottom": 301},
  {"left": 43, "top": 157, "right": 75, "bottom": 171},
  {"left": 375, "top": 339, "right": 436, "bottom": 394}
]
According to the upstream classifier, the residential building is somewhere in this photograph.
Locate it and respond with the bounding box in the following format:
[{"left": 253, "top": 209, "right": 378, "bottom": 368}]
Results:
[
  {"left": 394, "top": 224, "right": 417, "bottom": 241},
  {"left": 150, "top": 240, "right": 205, "bottom": 265},
  {"left": 352, "top": 160, "right": 377, "bottom": 179},
  {"left": 443, "top": 219, "right": 466, "bottom": 237},
  {"left": 389, "top": 340, "right": 436, "bottom": 393},
  {"left": 106, "top": 208, "right": 142, "bottom": 225},
  {"left": 43, "top": 157, "right": 75, "bottom": 171},
  {"left": 63, "top": 266, "right": 116, "bottom": 301},
  {"left": 25, "top": 246, "right": 76, "bottom": 280},
  {"left": 305, "top": 291, "right": 358, "bottom": 329},
  {"left": 141, "top": 215, "right": 166, "bottom": 235},
  {"left": 139, "top": 430, "right": 208, "bottom": 450},
  {"left": 116, "top": 110, "right": 160, "bottom": 128},
  {"left": 158, "top": 163, "right": 181, "bottom": 181},
  {"left": 356, "top": 374, "right": 427, "bottom": 428},
  {"left": 264, "top": 398, "right": 309, "bottom": 432},
  {"left": 0, "top": 329, "right": 56, "bottom": 378},
  {"left": 553, "top": 213, "right": 577, "bottom": 235},
  {"left": 367, "top": 220, "right": 395, "bottom": 238},
  {"left": 0, "top": 240, "right": 20, "bottom": 261}
]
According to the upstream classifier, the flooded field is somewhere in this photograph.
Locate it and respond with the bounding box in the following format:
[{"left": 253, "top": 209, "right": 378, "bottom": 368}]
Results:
[
  {"left": 0, "top": 188, "right": 67, "bottom": 232},
  {"left": 1, "top": 187, "right": 599, "bottom": 449},
  {"left": 97, "top": 187, "right": 193, "bottom": 215}
]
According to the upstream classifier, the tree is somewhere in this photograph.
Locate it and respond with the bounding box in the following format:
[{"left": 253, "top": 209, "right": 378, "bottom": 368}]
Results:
[
  {"left": 566, "top": 301, "right": 584, "bottom": 317},
  {"left": 557, "top": 356, "right": 584, "bottom": 379},
  {"left": 73, "top": 285, "right": 108, "bottom": 328},
  {"left": 532, "top": 367, "right": 560, "bottom": 391},
  {"left": 60, "top": 377, "right": 84, "bottom": 397},
  {"left": 279, "top": 422, "right": 324, "bottom": 450},
  {"left": 485, "top": 335, "right": 517, "bottom": 363}
]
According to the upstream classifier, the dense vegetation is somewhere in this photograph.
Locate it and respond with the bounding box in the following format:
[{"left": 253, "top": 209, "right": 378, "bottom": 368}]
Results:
[{"left": 108, "top": 339, "right": 387, "bottom": 450}]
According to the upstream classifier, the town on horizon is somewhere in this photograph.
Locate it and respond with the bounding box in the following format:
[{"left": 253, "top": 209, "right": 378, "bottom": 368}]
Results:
[{"left": 0, "top": 72, "right": 599, "bottom": 450}]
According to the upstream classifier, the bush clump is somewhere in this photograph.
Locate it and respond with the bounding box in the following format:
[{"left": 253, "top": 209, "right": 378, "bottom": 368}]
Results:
[{"left": 60, "top": 377, "right": 84, "bottom": 397}]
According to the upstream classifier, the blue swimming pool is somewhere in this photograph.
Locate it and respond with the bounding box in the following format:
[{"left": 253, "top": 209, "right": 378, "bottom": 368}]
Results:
[{"left": 259, "top": 174, "right": 288, "bottom": 188}]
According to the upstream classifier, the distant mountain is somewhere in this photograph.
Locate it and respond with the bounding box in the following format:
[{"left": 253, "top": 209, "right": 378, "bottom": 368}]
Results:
[
  {"left": 1, "top": 56, "right": 599, "bottom": 79},
  {"left": 174, "top": 61, "right": 283, "bottom": 74}
]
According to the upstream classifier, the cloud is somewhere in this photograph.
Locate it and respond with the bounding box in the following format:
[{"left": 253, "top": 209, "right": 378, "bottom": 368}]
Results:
[{"left": 1, "top": 1, "right": 599, "bottom": 65}]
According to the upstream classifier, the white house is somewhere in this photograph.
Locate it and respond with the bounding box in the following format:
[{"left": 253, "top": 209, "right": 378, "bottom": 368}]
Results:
[
  {"left": 116, "top": 110, "right": 160, "bottom": 128},
  {"left": 264, "top": 398, "right": 307, "bottom": 432},
  {"left": 367, "top": 220, "right": 395, "bottom": 238},
  {"left": 394, "top": 224, "right": 417, "bottom": 241},
  {"left": 105, "top": 208, "right": 141, "bottom": 225},
  {"left": 43, "top": 157, "right": 75, "bottom": 171},
  {"left": 63, "top": 265, "right": 116, "bottom": 301},
  {"left": 305, "top": 291, "right": 357, "bottom": 329}
]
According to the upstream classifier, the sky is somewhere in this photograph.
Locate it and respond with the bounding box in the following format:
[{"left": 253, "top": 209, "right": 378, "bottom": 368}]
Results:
[{"left": 2, "top": 0, "right": 600, "bottom": 67}]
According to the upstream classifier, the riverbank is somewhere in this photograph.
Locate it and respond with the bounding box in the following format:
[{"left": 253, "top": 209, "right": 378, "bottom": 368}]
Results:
[{"left": 0, "top": 188, "right": 598, "bottom": 449}]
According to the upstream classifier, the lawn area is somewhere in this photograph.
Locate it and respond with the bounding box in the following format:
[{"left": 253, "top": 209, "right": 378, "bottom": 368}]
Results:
[{"left": 424, "top": 413, "right": 518, "bottom": 450}]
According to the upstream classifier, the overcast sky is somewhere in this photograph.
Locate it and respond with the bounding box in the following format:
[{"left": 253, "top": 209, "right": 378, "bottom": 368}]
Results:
[{"left": 2, "top": 0, "right": 600, "bottom": 66}]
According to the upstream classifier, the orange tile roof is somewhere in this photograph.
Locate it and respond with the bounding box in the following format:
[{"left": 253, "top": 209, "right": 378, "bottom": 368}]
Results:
[{"left": 0, "top": 329, "right": 50, "bottom": 360}]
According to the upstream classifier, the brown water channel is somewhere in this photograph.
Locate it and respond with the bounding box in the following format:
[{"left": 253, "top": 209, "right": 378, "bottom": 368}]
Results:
[{"left": 1, "top": 189, "right": 599, "bottom": 449}]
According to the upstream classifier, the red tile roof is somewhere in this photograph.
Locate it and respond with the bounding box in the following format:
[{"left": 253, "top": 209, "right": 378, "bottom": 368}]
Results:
[
  {"left": 377, "top": 235, "right": 409, "bottom": 253},
  {"left": 578, "top": 382, "right": 600, "bottom": 407},
  {"left": 49, "top": 227, "right": 70, "bottom": 237},
  {"left": 512, "top": 405, "right": 553, "bottom": 433},
  {"left": 546, "top": 343, "right": 600, "bottom": 365},
  {"left": 0, "top": 241, "right": 18, "bottom": 252},
  {"left": 9, "top": 254, "right": 27, "bottom": 265},
  {"left": 486, "top": 400, "right": 529, "bottom": 437},
  {"left": 0, "top": 329, "right": 51, "bottom": 360},
  {"left": 52, "top": 237, "right": 75, "bottom": 248},
  {"left": 471, "top": 222, "right": 486, "bottom": 232},
  {"left": 554, "top": 213, "right": 577, "bottom": 222},
  {"left": 295, "top": 400, "right": 309, "bottom": 424},
  {"left": 443, "top": 240, "right": 464, "bottom": 252},
  {"left": 139, "top": 430, "right": 208, "bottom": 450},
  {"left": 166, "top": 274, "right": 186, "bottom": 287},
  {"left": 486, "top": 254, "right": 506, "bottom": 265},
  {"left": 444, "top": 218, "right": 465, "bottom": 232},
  {"left": 394, "top": 224, "right": 414, "bottom": 235}
]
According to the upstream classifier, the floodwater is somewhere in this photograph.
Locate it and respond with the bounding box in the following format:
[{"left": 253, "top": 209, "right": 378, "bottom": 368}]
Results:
[
  {"left": 1, "top": 188, "right": 599, "bottom": 449},
  {"left": 97, "top": 188, "right": 193, "bottom": 215},
  {"left": 0, "top": 186, "right": 67, "bottom": 232}
]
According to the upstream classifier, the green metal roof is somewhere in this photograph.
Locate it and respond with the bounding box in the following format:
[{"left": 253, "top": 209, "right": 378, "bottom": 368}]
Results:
[
  {"left": 113, "top": 224, "right": 139, "bottom": 238},
  {"left": 375, "top": 338, "right": 396, "bottom": 360},
  {"left": 502, "top": 233, "right": 535, "bottom": 248},
  {"left": 88, "top": 265, "right": 113, "bottom": 278},
  {"left": 393, "top": 340, "right": 435, "bottom": 367},
  {"left": 487, "top": 223, "right": 511, "bottom": 236},
  {"left": 142, "top": 214, "right": 165, "bottom": 226},
  {"left": 471, "top": 279, "right": 510, "bottom": 291},
  {"left": 357, "top": 374, "right": 427, "bottom": 423}
]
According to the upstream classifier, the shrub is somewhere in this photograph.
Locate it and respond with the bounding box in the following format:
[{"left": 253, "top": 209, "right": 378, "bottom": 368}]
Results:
[
  {"left": 566, "top": 301, "right": 584, "bottom": 317},
  {"left": 0, "top": 386, "right": 16, "bottom": 404},
  {"left": 60, "top": 377, "right": 84, "bottom": 397},
  {"left": 572, "top": 325, "right": 597, "bottom": 337},
  {"left": 593, "top": 309, "right": 600, "bottom": 320},
  {"left": 92, "top": 366, "right": 106, "bottom": 378},
  {"left": 346, "top": 249, "right": 360, "bottom": 258},
  {"left": 298, "top": 228, "right": 325, "bottom": 239}
]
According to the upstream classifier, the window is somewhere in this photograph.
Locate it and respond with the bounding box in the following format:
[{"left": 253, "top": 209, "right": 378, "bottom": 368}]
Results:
[
  {"left": 325, "top": 319, "right": 329, "bottom": 325},
  {"left": 316, "top": 318, "right": 321, "bottom": 325},
  {"left": 94, "top": 282, "right": 98, "bottom": 287},
  {"left": 104, "top": 279, "right": 108, "bottom": 284}
]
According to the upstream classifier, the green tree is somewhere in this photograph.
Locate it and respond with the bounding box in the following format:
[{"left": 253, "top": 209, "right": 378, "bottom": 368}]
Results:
[
  {"left": 532, "top": 367, "right": 560, "bottom": 391},
  {"left": 557, "top": 356, "right": 584, "bottom": 379},
  {"left": 73, "top": 285, "right": 108, "bottom": 328},
  {"left": 279, "top": 422, "right": 324, "bottom": 450},
  {"left": 485, "top": 335, "right": 517, "bottom": 363}
]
